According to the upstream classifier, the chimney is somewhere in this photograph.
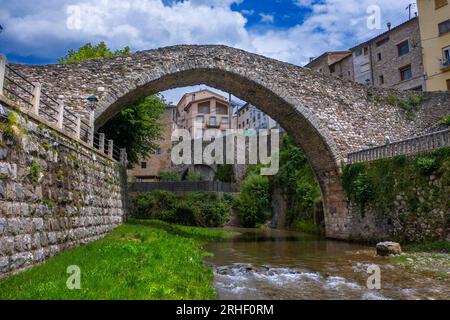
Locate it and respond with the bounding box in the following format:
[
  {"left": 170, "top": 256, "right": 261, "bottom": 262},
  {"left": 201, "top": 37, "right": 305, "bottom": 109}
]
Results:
[{"left": 387, "top": 22, "right": 391, "bottom": 30}]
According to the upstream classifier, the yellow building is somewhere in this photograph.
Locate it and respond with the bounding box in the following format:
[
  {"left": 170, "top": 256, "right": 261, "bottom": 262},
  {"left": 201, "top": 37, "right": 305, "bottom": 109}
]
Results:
[{"left": 417, "top": 0, "right": 450, "bottom": 91}]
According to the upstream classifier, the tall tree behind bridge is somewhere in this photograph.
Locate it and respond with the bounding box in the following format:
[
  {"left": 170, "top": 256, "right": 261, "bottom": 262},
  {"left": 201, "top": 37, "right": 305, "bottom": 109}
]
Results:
[{"left": 59, "top": 42, "right": 166, "bottom": 166}]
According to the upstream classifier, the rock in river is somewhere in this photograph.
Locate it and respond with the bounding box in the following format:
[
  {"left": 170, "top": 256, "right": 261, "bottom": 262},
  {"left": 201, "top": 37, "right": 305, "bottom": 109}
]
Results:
[{"left": 376, "top": 242, "right": 402, "bottom": 256}]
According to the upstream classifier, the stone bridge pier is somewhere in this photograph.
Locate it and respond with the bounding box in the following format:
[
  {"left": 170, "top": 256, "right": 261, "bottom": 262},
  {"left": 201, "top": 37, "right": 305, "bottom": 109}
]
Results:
[{"left": 7, "top": 45, "right": 450, "bottom": 239}]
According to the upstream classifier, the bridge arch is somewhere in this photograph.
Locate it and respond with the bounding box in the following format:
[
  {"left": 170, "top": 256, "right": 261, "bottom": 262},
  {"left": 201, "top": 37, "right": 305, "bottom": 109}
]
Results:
[{"left": 9, "top": 45, "right": 447, "bottom": 239}]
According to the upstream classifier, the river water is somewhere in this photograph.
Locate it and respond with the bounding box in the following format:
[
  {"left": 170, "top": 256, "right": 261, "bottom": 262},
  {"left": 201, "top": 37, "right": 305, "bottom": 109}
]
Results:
[{"left": 204, "top": 228, "right": 449, "bottom": 300}]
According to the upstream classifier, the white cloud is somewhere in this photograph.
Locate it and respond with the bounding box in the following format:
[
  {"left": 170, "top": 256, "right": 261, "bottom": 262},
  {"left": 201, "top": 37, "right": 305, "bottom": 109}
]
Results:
[
  {"left": 0, "top": 0, "right": 413, "bottom": 67},
  {"left": 259, "top": 13, "right": 274, "bottom": 24}
]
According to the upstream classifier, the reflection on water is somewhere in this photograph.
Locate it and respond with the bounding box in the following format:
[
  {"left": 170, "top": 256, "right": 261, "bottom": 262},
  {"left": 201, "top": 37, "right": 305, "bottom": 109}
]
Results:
[{"left": 204, "top": 228, "right": 449, "bottom": 300}]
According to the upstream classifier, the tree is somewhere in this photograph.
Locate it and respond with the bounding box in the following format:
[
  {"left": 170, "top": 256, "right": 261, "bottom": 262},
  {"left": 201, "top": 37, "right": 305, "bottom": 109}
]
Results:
[
  {"left": 58, "top": 42, "right": 131, "bottom": 64},
  {"left": 99, "top": 95, "right": 166, "bottom": 166},
  {"left": 59, "top": 42, "right": 165, "bottom": 166}
]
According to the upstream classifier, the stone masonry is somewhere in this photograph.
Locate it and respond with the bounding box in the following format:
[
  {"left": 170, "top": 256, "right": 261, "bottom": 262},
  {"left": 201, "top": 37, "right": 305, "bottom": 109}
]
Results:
[
  {"left": 0, "top": 98, "right": 127, "bottom": 279},
  {"left": 5, "top": 45, "right": 450, "bottom": 240}
]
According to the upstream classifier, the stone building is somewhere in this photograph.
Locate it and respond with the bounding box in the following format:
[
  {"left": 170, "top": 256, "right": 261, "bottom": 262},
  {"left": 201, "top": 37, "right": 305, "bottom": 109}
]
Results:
[
  {"left": 304, "top": 51, "right": 354, "bottom": 81},
  {"left": 232, "top": 103, "right": 280, "bottom": 130},
  {"left": 417, "top": 0, "right": 450, "bottom": 91},
  {"left": 130, "top": 105, "right": 177, "bottom": 181},
  {"left": 176, "top": 89, "right": 233, "bottom": 138},
  {"left": 351, "top": 17, "right": 425, "bottom": 91}
]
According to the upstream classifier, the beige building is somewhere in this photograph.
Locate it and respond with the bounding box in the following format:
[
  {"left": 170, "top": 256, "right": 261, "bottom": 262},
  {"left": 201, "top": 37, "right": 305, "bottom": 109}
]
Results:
[
  {"left": 417, "top": 0, "right": 450, "bottom": 91},
  {"left": 130, "top": 105, "right": 177, "bottom": 181},
  {"left": 304, "top": 51, "right": 354, "bottom": 81},
  {"left": 177, "top": 89, "right": 233, "bottom": 138}
]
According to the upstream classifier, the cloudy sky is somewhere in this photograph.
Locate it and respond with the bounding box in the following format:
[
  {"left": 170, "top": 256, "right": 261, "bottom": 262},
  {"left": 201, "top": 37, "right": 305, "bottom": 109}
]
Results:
[{"left": 0, "top": 0, "right": 415, "bottom": 102}]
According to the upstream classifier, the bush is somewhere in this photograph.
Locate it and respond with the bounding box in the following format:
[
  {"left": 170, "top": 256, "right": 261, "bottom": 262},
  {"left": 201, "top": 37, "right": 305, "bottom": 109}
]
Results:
[
  {"left": 214, "top": 165, "right": 235, "bottom": 182},
  {"left": 159, "top": 171, "right": 181, "bottom": 182},
  {"left": 233, "top": 173, "right": 270, "bottom": 227},
  {"left": 415, "top": 157, "right": 437, "bottom": 175},
  {"left": 131, "top": 190, "right": 230, "bottom": 228},
  {"left": 185, "top": 171, "right": 205, "bottom": 181}
]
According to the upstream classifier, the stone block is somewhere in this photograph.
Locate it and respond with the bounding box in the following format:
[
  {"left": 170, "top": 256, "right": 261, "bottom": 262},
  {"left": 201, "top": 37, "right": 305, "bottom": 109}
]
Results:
[{"left": 376, "top": 242, "right": 402, "bottom": 256}]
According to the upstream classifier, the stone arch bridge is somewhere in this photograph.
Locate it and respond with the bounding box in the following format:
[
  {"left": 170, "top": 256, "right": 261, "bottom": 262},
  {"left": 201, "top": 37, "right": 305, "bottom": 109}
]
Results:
[{"left": 6, "top": 45, "right": 450, "bottom": 239}]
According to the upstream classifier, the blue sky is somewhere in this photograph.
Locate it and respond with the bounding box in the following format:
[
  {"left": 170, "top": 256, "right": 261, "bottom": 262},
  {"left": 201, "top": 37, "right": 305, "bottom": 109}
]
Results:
[{"left": 0, "top": 0, "right": 414, "bottom": 102}]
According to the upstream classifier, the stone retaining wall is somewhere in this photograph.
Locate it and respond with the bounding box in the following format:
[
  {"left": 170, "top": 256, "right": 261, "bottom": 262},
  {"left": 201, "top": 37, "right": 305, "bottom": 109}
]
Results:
[{"left": 0, "top": 99, "right": 127, "bottom": 279}]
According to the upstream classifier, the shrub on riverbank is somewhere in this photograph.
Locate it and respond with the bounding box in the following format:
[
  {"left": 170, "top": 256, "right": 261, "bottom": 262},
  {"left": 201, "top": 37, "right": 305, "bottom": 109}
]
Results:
[
  {"left": 233, "top": 172, "right": 271, "bottom": 227},
  {"left": 131, "top": 191, "right": 230, "bottom": 228},
  {"left": 0, "top": 221, "right": 227, "bottom": 300}
]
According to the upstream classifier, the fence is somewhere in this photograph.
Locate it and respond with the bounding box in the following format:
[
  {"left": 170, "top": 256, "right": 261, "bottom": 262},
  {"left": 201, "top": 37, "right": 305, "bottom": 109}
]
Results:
[
  {"left": 347, "top": 129, "right": 450, "bottom": 164},
  {"left": 129, "top": 181, "right": 239, "bottom": 193},
  {"left": 0, "top": 54, "right": 126, "bottom": 164}
]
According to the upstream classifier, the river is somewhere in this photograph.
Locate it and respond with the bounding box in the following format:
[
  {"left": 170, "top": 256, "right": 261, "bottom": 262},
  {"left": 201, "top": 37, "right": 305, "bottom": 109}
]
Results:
[{"left": 204, "top": 228, "right": 449, "bottom": 300}]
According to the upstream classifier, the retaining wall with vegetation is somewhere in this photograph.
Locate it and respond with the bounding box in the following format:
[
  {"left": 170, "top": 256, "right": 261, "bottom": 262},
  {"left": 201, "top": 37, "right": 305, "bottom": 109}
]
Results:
[
  {"left": 0, "top": 100, "right": 127, "bottom": 279},
  {"left": 343, "top": 147, "right": 450, "bottom": 243}
]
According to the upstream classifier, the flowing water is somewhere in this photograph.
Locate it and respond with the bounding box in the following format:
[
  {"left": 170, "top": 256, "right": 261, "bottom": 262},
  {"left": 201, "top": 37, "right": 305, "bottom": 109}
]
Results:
[{"left": 204, "top": 228, "right": 450, "bottom": 300}]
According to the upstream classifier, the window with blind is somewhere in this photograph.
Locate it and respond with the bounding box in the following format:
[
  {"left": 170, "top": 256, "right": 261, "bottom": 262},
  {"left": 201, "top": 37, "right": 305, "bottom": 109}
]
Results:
[{"left": 438, "top": 20, "right": 450, "bottom": 35}]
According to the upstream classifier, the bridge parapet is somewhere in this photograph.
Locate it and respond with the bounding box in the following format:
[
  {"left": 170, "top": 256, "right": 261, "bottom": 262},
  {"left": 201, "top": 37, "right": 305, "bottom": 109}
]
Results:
[
  {"left": 347, "top": 129, "right": 450, "bottom": 164},
  {"left": 0, "top": 55, "right": 126, "bottom": 165}
]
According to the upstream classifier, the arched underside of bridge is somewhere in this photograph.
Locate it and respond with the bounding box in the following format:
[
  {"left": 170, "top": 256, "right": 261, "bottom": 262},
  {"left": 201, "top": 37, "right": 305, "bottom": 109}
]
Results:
[{"left": 94, "top": 68, "right": 349, "bottom": 239}]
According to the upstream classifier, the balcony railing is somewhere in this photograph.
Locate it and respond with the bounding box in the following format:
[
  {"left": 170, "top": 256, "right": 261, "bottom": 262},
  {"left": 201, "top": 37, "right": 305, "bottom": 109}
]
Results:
[{"left": 440, "top": 59, "right": 450, "bottom": 70}]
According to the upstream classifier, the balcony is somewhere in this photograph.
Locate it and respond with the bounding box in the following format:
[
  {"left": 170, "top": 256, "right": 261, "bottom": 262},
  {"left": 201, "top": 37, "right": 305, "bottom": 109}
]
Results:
[
  {"left": 440, "top": 59, "right": 450, "bottom": 72},
  {"left": 206, "top": 120, "right": 220, "bottom": 128}
]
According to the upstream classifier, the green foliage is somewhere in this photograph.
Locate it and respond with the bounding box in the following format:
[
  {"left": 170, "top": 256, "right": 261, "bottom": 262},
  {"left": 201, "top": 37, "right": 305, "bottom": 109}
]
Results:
[
  {"left": 214, "top": 164, "right": 235, "bottom": 182},
  {"left": 29, "top": 160, "right": 42, "bottom": 184},
  {"left": 58, "top": 42, "right": 131, "bottom": 64},
  {"left": 404, "top": 241, "right": 450, "bottom": 253},
  {"left": 342, "top": 147, "right": 450, "bottom": 242},
  {"left": 185, "top": 171, "right": 205, "bottom": 181},
  {"left": 437, "top": 114, "right": 450, "bottom": 126},
  {"left": 0, "top": 221, "right": 230, "bottom": 300},
  {"left": 415, "top": 157, "right": 437, "bottom": 175},
  {"left": 99, "top": 95, "right": 166, "bottom": 166},
  {"left": 273, "top": 135, "right": 321, "bottom": 226},
  {"left": 233, "top": 173, "right": 270, "bottom": 227},
  {"left": 384, "top": 94, "right": 426, "bottom": 119},
  {"left": 131, "top": 191, "right": 230, "bottom": 228},
  {"left": 293, "top": 220, "right": 323, "bottom": 235},
  {"left": 159, "top": 171, "right": 181, "bottom": 182},
  {"left": 0, "top": 111, "right": 23, "bottom": 141}
]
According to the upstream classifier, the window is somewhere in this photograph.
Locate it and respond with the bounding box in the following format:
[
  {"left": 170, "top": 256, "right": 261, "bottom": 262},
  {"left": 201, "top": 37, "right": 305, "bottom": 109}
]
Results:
[
  {"left": 329, "top": 64, "right": 336, "bottom": 73},
  {"left": 355, "top": 48, "right": 363, "bottom": 57},
  {"left": 447, "top": 79, "right": 450, "bottom": 91},
  {"left": 198, "top": 102, "right": 210, "bottom": 114},
  {"left": 435, "top": 0, "right": 448, "bottom": 9},
  {"left": 377, "top": 53, "right": 382, "bottom": 61},
  {"left": 443, "top": 46, "right": 450, "bottom": 66},
  {"left": 141, "top": 162, "right": 147, "bottom": 169},
  {"left": 364, "top": 47, "right": 369, "bottom": 55},
  {"left": 221, "top": 117, "right": 229, "bottom": 124},
  {"left": 379, "top": 75, "right": 384, "bottom": 85},
  {"left": 196, "top": 115, "right": 204, "bottom": 123},
  {"left": 216, "top": 103, "right": 228, "bottom": 115},
  {"left": 399, "top": 65, "right": 413, "bottom": 81},
  {"left": 438, "top": 20, "right": 450, "bottom": 35},
  {"left": 209, "top": 116, "right": 217, "bottom": 125},
  {"left": 376, "top": 37, "right": 389, "bottom": 47},
  {"left": 156, "top": 148, "right": 161, "bottom": 155},
  {"left": 397, "top": 40, "right": 410, "bottom": 56}
]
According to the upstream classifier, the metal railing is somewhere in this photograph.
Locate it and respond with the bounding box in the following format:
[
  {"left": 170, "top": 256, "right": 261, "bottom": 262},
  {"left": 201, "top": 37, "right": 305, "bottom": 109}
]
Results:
[
  {"left": 0, "top": 54, "right": 127, "bottom": 165},
  {"left": 129, "top": 181, "right": 238, "bottom": 193},
  {"left": 347, "top": 129, "right": 450, "bottom": 164}
]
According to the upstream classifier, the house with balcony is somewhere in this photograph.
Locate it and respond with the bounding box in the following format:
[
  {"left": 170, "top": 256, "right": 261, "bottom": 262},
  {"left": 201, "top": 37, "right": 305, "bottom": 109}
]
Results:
[{"left": 176, "top": 89, "right": 233, "bottom": 138}]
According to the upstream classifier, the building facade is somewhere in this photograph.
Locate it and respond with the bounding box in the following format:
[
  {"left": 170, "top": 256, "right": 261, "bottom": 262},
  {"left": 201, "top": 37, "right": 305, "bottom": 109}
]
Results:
[
  {"left": 304, "top": 51, "right": 354, "bottom": 81},
  {"left": 130, "top": 105, "right": 177, "bottom": 181},
  {"left": 417, "top": 0, "right": 450, "bottom": 91},
  {"left": 233, "top": 103, "right": 280, "bottom": 130},
  {"left": 351, "top": 17, "right": 425, "bottom": 91},
  {"left": 176, "top": 89, "right": 233, "bottom": 138}
]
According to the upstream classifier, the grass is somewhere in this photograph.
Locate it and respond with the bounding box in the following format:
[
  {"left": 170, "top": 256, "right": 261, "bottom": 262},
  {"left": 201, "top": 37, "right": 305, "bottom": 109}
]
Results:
[
  {"left": 0, "top": 220, "right": 231, "bottom": 300},
  {"left": 403, "top": 241, "right": 450, "bottom": 253}
]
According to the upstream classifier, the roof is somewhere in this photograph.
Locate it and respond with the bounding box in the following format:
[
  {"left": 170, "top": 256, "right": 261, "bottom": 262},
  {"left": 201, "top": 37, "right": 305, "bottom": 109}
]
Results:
[
  {"left": 304, "top": 51, "right": 351, "bottom": 68},
  {"left": 350, "top": 17, "right": 418, "bottom": 51}
]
